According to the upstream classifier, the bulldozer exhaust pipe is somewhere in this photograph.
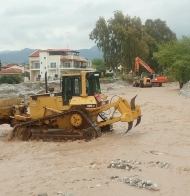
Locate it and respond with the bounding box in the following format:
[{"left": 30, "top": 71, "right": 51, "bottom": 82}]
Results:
[{"left": 45, "top": 71, "right": 48, "bottom": 93}]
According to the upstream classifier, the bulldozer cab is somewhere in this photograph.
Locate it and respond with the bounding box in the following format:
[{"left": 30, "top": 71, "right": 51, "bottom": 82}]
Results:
[
  {"left": 147, "top": 73, "right": 156, "bottom": 80},
  {"left": 62, "top": 72, "right": 102, "bottom": 105},
  {"left": 86, "top": 73, "right": 101, "bottom": 95},
  {"left": 62, "top": 76, "right": 81, "bottom": 105}
]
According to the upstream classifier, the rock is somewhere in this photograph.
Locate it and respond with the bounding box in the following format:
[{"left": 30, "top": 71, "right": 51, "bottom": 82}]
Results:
[
  {"left": 146, "top": 180, "right": 152, "bottom": 186},
  {"left": 108, "top": 159, "right": 141, "bottom": 171},
  {"left": 38, "top": 193, "right": 48, "bottom": 196},
  {"left": 63, "top": 193, "right": 74, "bottom": 196},
  {"left": 153, "top": 183, "right": 158, "bottom": 188},
  {"left": 164, "top": 163, "right": 169, "bottom": 168},
  {"left": 110, "top": 176, "right": 119, "bottom": 180},
  {"left": 137, "top": 182, "right": 143, "bottom": 188},
  {"left": 122, "top": 177, "right": 130, "bottom": 183},
  {"left": 57, "top": 191, "right": 63, "bottom": 195},
  {"left": 111, "top": 163, "right": 115, "bottom": 168},
  {"left": 91, "top": 164, "right": 96, "bottom": 169},
  {"left": 155, "top": 161, "right": 170, "bottom": 168},
  {"left": 122, "top": 177, "right": 159, "bottom": 191}
]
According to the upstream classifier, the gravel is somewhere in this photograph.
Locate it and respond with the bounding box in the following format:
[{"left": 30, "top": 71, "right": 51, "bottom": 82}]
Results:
[
  {"left": 0, "top": 79, "right": 189, "bottom": 102},
  {"left": 179, "top": 80, "right": 190, "bottom": 98}
]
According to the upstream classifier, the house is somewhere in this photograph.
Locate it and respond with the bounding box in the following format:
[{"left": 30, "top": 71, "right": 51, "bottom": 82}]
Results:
[
  {"left": 1, "top": 63, "right": 23, "bottom": 71},
  {"left": 0, "top": 63, "right": 24, "bottom": 77},
  {"left": 29, "top": 49, "right": 93, "bottom": 81},
  {"left": 0, "top": 67, "right": 22, "bottom": 76}
]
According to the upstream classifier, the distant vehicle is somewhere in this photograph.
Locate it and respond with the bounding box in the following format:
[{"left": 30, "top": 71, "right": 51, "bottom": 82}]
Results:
[{"left": 133, "top": 57, "right": 168, "bottom": 87}]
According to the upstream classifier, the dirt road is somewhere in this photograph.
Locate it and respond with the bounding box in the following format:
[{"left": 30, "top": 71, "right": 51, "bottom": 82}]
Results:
[{"left": 0, "top": 82, "right": 190, "bottom": 196}]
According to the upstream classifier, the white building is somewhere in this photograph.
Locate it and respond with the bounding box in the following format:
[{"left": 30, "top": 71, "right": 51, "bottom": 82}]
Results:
[{"left": 29, "top": 49, "right": 93, "bottom": 81}]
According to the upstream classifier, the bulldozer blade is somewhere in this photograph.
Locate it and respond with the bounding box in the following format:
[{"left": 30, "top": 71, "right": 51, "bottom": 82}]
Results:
[
  {"left": 125, "top": 122, "right": 133, "bottom": 134},
  {"left": 134, "top": 116, "right": 141, "bottom": 127},
  {"left": 130, "top": 95, "right": 137, "bottom": 110}
]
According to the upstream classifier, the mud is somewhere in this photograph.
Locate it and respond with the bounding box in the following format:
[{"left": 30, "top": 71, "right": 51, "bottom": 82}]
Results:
[{"left": 0, "top": 81, "right": 190, "bottom": 196}]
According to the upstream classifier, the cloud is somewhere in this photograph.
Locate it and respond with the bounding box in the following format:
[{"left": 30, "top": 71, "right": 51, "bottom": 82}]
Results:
[{"left": 0, "top": 0, "right": 190, "bottom": 51}]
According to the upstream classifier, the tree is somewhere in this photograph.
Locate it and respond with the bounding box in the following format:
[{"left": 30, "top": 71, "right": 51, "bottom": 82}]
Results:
[
  {"left": 89, "top": 11, "right": 149, "bottom": 77},
  {"left": 153, "top": 36, "right": 190, "bottom": 88},
  {"left": 90, "top": 12, "right": 176, "bottom": 77},
  {"left": 144, "top": 19, "right": 177, "bottom": 72},
  {"left": 92, "top": 58, "right": 106, "bottom": 74},
  {"left": 145, "top": 19, "right": 176, "bottom": 44}
]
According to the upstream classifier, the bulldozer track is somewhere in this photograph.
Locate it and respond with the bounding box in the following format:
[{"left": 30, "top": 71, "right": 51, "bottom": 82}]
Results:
[{"left": 11, "top": 109, "right": 102, "bottom": 142}]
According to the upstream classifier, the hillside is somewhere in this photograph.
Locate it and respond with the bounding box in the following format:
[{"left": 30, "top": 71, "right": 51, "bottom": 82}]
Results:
[{"left": 0, "top": 46, "right": 103, "bottom": 64}]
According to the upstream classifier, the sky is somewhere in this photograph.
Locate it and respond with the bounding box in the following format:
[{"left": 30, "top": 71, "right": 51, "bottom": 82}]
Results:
[{"left": 0, "top": 0, "right": 189, "bottom": 51}]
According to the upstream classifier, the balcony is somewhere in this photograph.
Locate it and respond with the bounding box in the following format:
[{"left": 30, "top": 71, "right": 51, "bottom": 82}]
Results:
[
  {"left": 47, "top": 65, "right": 57, "bottom": 70},
  {"left": 60, "top": 63, "right": 71, "bottom": 69},
  {"left": 31, "top": 65, "right": 40, "bottom": 70}
]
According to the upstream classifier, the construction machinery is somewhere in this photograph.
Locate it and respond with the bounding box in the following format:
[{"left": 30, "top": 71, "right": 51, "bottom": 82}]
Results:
[
  {"left": 0, "top": 71, "right": 142, "bottom": 142},
  {"left": 133, "top": 57, "right": 167, "bottom": 87}
]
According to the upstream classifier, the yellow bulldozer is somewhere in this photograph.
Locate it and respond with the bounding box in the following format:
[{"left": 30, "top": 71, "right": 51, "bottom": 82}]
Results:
[{"left": 0, "top": 71, "right": 142, "bottom": 141}]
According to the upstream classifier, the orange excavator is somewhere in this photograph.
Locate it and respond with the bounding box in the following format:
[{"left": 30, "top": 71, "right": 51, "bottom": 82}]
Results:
[{"left": 133, "top": 57, "right": 167, "bottom": 87}]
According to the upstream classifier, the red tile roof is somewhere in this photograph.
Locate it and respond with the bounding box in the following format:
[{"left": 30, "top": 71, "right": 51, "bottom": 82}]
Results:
[
  {"left": 0, "top": 68, "right": 22, "bottom": 74},
  {"left": 29, "top": 50, "right": 46, "bottom": 57},
  {"left": 74, "top": 59, "right": 87, "bottom": 62}
]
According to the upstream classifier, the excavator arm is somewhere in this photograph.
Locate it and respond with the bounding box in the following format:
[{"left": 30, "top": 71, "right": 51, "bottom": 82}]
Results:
[{"left": 135, "top": 57, "right": 155, "bottom": 74}]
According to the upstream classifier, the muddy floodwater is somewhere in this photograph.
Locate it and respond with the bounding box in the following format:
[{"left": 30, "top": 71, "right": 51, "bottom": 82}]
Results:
[{"left": 0, "top": 81, "right": 190, "bottom": 196}]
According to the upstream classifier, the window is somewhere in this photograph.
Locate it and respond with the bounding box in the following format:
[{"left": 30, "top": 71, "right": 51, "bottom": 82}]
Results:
[
  {"left": 74, "top": 78, "right": 81, "bottom": 94},
  {"left": 74, "top": 62, "right": 80, "bottom": 68},
  {"left": 50, "top": 62, "right": 56, "bottom": 68},
  {"left": 34, "top": 62, "right": 40, "bottom": 69},
  {"left": 62, "top": 76, "right": 81, "bottom": 105},
  {"left": 65, "top": 63, "right": 70, "bottom": 67},
  {"left": 88, "top": 77, "right": 101, "bottom": 95}
]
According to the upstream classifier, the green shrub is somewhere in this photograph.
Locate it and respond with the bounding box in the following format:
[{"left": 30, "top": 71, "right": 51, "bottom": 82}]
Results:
[
  {"left": 0, "top": 75, "right": 22, "bottom": 84},
  {"left": 166, "top": 75, "right": 177, "bottom": 82}
]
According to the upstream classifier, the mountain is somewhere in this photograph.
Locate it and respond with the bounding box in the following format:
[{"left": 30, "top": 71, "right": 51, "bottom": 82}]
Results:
[
  {"left": 0, "top": 48, "right": 38, "bottom": 64},
  {"left": 0, "top": 46, "right": 103, "bottom": 64},
  {"left": 77, "top": 45, "right": 103, "bottom": 60}
]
